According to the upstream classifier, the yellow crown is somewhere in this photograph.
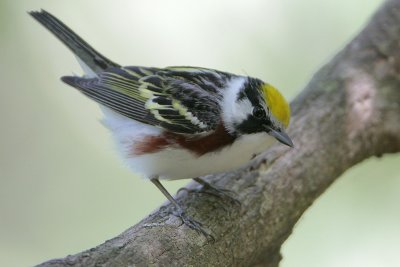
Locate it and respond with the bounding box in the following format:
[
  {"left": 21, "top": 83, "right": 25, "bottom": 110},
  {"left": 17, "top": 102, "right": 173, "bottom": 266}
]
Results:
[{"left": 261, "top": 84, "right": 290, "bottom": 128}]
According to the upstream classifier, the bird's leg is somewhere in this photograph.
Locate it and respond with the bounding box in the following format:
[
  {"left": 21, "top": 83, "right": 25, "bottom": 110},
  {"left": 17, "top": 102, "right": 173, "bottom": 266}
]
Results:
[
  {"left": 180, "top": 177, "right": 241, "bottom": 206},
  {"left": 150, "top": 178, "right": 213, "bottom": 240}
]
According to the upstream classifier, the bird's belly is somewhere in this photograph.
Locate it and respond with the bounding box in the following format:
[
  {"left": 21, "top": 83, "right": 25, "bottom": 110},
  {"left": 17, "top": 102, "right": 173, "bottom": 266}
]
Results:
[
  {"left": 131, "top": 133, "right": 274, "bottom": 180},
  {"left": 101, "top": 107, "right": 275, "bottom": 180}
]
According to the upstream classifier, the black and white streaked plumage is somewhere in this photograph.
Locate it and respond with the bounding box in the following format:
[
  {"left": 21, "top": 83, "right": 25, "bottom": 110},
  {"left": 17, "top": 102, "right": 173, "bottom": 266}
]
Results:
[{"left": 30, "top": 10, "right": 293, "bottom": 237}]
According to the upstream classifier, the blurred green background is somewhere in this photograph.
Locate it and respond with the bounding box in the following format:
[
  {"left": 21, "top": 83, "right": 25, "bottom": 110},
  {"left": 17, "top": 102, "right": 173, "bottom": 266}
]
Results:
[{"left": 1, "top": 0, "right": 399, "bottom": 266}]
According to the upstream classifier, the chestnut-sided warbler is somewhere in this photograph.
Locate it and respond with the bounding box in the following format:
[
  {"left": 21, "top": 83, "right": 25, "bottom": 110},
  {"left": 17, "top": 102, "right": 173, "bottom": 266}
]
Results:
[{"left": 30, "top": 10, "right": 293, "bottom": 236}]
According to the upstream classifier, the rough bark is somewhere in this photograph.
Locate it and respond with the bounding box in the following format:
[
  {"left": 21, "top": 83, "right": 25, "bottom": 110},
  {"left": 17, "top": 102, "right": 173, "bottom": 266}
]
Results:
[{"left": 37, "top": 1, "right": 400, "bottom": 266}]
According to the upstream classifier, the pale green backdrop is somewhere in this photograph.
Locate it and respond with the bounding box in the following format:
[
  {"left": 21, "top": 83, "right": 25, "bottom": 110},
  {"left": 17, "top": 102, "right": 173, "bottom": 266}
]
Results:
[{"left": 1, "top": 0, "right": 399, "bottom": 266}]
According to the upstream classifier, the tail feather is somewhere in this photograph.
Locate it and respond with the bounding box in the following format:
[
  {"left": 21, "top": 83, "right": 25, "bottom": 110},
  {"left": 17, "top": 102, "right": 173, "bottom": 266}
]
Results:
[{"left": 29, "top": 9, "right": 119, "bottom": 73}]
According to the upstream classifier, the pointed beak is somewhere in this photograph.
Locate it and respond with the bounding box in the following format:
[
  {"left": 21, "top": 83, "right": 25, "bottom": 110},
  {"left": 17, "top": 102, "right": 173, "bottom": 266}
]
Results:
[{"left": 268, "top": 128, "right": 294, "bottom": 148}]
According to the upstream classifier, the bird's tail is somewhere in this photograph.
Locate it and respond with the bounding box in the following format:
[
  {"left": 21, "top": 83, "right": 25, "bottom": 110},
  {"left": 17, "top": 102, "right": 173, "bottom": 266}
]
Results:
[{"left": 29, "top": 9, "right": 119, "bottom": 74}]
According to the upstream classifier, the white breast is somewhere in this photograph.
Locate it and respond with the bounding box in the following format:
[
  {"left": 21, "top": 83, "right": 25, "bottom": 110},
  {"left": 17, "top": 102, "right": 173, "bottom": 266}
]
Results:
[{"left": 101, "top": 107, "right": 275, "bottom": 180}]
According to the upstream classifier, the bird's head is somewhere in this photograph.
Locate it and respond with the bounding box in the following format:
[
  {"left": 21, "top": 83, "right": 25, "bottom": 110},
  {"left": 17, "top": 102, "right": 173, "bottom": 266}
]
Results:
[{"left": 222, "top": 77, "right": 293, "bottom": 147}]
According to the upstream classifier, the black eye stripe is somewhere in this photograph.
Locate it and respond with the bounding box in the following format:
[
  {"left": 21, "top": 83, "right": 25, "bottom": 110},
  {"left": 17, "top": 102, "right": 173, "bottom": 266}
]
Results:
[
  {"left": 237, "top": 89, "right": 247, "bottom": 100},
  {"left": 237, "top": 78, "right": 264, "bottom": 102}
]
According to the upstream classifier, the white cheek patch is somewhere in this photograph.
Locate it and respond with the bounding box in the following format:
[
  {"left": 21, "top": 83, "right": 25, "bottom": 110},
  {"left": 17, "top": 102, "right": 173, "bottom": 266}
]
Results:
[
  {"left": 222, "top": 77, "right": 252, "bottom": 133},
  {"left": 232, "top": 99, "right": 252, "bottom": 123}
]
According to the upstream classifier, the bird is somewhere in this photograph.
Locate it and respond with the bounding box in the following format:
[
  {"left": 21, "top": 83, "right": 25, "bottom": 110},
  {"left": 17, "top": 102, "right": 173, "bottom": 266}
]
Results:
[{"left": 29, "top": 9, "right": 293, "bottom": 237}]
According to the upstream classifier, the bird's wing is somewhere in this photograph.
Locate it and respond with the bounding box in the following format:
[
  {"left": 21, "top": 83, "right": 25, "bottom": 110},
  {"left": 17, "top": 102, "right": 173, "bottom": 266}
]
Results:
[{"left": 62, "top": 66, "right": 227, "bottom": 134}]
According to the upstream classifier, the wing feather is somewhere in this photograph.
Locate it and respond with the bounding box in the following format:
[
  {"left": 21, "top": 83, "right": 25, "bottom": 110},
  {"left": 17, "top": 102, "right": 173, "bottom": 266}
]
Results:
[{"left": 62, "top": 66, "right": 230, "bottom": 134}]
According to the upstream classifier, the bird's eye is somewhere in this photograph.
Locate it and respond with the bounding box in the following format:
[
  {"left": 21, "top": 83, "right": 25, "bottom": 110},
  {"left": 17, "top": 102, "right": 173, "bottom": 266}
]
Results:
[{"left": 252, "top": 106, "right": 266, "bottom": 119}]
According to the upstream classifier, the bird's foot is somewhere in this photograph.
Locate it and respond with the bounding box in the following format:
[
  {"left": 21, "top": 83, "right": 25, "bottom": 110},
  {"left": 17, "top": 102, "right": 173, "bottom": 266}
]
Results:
[
  {"left": 173, "top": 209, "right": 215, "bottom": 242},
  {"left": 150, "top": 178, "right": 214, "bottom": 241},
  {"left": 179, "top": 177, "right": 241, "bottom": 206}
]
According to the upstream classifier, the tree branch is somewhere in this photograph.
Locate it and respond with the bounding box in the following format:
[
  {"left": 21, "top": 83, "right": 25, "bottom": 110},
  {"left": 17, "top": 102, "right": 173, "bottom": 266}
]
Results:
[{"left": 37, "top": 1, "right": 400, "bottom": 266}]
